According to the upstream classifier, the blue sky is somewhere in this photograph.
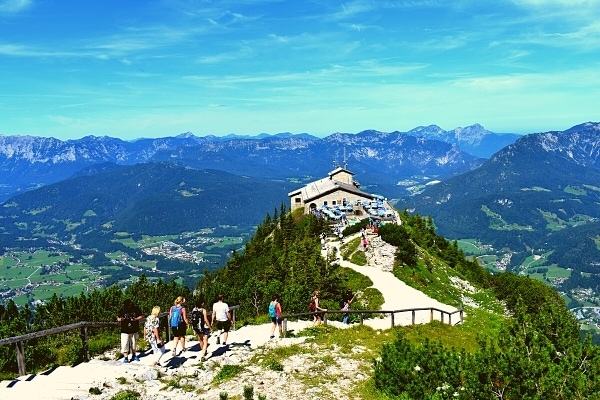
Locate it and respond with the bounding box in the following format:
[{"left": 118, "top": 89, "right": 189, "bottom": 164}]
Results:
[{"left": 0, "top": 0, "right": 599, "bottom": 140}]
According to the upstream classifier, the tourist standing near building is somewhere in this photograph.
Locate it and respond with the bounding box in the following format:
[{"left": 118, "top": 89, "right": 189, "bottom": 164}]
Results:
[
  {"left": 143, "top": 305, "right": 166, "bottom": 366},
  {"left": 117, "top": 299, "right": 144, "bottom": 363},
  {"left": 191, "top": 299, "right": 211, "bottom": 361},
  {"left": 268, "top": 295, "right": 283, "bottom": 339},
  {"left": 169, "top": 296, "right": 189, "bottom": 356},
  {"left": 212, "top": 294, "right": 232, "bottom": 346}
]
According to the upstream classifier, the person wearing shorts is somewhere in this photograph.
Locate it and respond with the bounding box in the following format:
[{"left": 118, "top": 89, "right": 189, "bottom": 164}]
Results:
[
  {"left": 169, "top": 296, "right": 189, "bottom": 356},
  {"left": 116, "top": 299, "right": 143, "bottom": 363},
  {"left": 269, "top": 294, "right": 283, "bottom": 339},
  {"left": 191, "top": 300, "right": 211, "bottom": 361},
  {"left": 211, "top": 294, "right": 231, "bottom": 345}
]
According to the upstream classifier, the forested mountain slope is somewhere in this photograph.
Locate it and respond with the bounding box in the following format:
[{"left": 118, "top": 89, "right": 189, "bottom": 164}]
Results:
[{"left": 402, "top": 122, "right": 600, "bottom": 274}]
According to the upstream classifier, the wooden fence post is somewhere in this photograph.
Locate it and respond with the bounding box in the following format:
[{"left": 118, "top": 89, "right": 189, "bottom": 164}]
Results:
[
  {"left": 80, "top": 325, "right": 89, "bottom": 362},
  {"left": 232, "top": 307, "right": 236, "bottom": 331},
  {"left": 430, "top": 308, "right": 433, "bottom": 322},
  {"left": 164, "top": 315, "right": 171, "bottom": 342},
  {"left": 282, "top": 318, "right": 287, "bottom": 337},
  {"left": 16, "top": 341, "right": 25, "bottom": 376},
  {"left": 412, "top": 310, "right": 416, "bottom": 325},
  {"left": 390, "top": 312, "right": 395, "bottom": 328}
]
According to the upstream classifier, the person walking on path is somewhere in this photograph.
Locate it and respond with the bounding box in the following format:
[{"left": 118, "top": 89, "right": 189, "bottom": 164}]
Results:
[
  {"left": 169, "top": 296, "right": 189, "bottom": 356},
  {"left": 212, "top": 294, "right": 232, "bottom": 346},
  {"left": 144, "top": 305, "right": 166, "bottom": 366},
  {"left": 310, "top": 290, "right": 327, "bottom": 325},
  {"left": 341, "top": 290, "right": 355, "bottom": 325},
  {"left": 116, "top": 299, "right": 144, "bottom": 363},
  {"left": 191, "top": 300, "right": 211, "bottom": 361},
  {"left": 268, "top": 295, "right": 283, "bottom": 339}
]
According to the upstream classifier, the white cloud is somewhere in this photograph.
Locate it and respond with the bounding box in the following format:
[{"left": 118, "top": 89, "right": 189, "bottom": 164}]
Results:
[{"left": 0, "top": 0, "right": 32, "bottom": 14}]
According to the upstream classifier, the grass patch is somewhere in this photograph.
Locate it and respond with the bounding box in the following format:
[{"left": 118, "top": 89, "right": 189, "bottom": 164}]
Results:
[
  {"left": 110, "top": 389, "right": 140, "bottom": 400},
  {"left": 340, "top": 237, "right": 361, "bottom": 260},
  {"left": 212, "top": 364, "right": 245, "bottom": 384},
  {"left": 350, "top": 250, "right": 367, "bottom": 265}
]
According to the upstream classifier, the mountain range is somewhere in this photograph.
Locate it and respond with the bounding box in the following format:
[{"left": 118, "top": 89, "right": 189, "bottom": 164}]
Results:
[
  {"left": 402, "top": 121, "right": 600, "bottom": 275},
  {"left": 3, "top": 122, "right": 600, "bottom": 275},
  {"left": 0, "top": 163, "right": 291, "bottom": 240},
  {"left": 0, "top": 123, "right": 517, "bottom": 202}
]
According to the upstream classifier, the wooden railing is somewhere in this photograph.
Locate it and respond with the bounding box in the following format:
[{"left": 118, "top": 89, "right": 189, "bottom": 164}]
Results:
[
  {"left": 281, "top": 306, "right": 463, "bottom": 336},
  {"left": 0, "top": 306, "right": 239, "bottom": 376}
]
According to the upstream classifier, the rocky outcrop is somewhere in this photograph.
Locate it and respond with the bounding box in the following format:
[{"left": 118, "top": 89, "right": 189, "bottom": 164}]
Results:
[{"left": 364, "top": 235, "right": 395, "bottom": 272}]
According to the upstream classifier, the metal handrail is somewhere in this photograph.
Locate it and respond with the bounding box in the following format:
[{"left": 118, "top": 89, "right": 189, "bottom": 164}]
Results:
[{"left": 281, "top": 306, "right": 463, "bottom": 335}]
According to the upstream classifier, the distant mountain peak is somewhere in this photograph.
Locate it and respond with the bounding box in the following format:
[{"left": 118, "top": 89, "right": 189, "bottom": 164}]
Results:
[{"left": 176, "top": 132, "right": 197, "bottom": 138}]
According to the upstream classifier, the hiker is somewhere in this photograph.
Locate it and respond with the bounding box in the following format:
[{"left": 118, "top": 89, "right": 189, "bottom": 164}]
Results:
[
  {"left": 362, "top": 236, "right": 368, "bottom": 251},
  {"left": 143, "top": 305, "right": 166, "bottom": 366},
  {"left": 191, "top": 299, "right": 211, "bottom": 361},
  {"left": 211, "top": 294, "right": 232, "bottom": 346},
  {"left": 169, "top": 296, "right": 189, "bottom": 356},
  {"left": 268, "top": 294, "right": 283, "bottom": 339},
  {"left": 310, "top": 290, "right": 327, "bottom": 325},
  {"left": 116, "top": 299, "right": 144, "bottom": 363},
  {"left": 341, "top": 290, "right": 355, "bottom": 325}
]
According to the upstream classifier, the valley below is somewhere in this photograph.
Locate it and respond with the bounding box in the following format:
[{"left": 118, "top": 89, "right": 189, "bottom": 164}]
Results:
[{"left": 0, "top": 226, "right": 252, "bottom": 307}]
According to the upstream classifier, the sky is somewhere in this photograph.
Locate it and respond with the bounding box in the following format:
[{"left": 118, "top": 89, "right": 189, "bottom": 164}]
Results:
[{"left": 0, "top": 0, "right": 599, "bottom": 140}]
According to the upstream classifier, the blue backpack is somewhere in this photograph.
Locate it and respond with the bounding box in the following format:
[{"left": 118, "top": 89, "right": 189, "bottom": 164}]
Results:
[
  {"left": 268, "top": 302, "right": 277, "bottom": 318},
  {"left": 170, "top": 306, "right": 182, "bottom": 328}
]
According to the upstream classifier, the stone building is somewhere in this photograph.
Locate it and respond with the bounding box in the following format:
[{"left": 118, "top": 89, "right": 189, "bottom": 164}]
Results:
[{"left": 288, "top": 166, "right": 374, "bottom": 213}]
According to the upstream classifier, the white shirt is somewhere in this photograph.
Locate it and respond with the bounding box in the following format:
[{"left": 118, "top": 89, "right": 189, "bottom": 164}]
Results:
[{"left": 213, "top": 301, "right": 229, "bottom": 321}]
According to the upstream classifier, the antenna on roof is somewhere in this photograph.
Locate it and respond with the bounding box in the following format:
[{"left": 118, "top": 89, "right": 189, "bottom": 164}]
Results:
[{"left": 343, "top": 147, "right": 348, "bottom": 169}]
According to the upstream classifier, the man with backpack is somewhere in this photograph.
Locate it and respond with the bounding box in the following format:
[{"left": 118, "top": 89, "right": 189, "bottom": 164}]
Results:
[
  {"left": 191, "top": 299, "right": 211, "bottom": 361},
  {"left": 268, "top": 294, "right": 283, "bottom": 339},
  {"left": 116, "top": 299, "right": 144, "bottom": 363},
  {"left": 169, "top": 296, "right": 189, "bottom": 357}
]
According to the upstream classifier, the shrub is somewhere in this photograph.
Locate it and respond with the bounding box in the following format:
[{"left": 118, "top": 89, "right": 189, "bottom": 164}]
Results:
[{"left": 373, "top": 332, "right": 469, "bottom": 398}]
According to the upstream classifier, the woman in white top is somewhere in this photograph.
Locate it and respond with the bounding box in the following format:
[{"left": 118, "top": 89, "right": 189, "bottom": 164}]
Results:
[{"left": 143, "top": 306, "right": 165, "bottom": 366}]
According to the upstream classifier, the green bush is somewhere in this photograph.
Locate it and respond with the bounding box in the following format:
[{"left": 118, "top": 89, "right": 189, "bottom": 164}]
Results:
[
  {"left": 374, "top": 332, "right": 469, "bottom": 399},
  {"left": 373, "top": 298, "right": 600, "bottom": 399},
  {"left": 243, "top": 385, "right": 254, "bottom": 400}
]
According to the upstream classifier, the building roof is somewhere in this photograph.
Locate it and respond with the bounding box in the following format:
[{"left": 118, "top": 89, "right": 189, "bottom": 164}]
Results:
[
  {"left": 328, "top": 167, "right": 354, "bottom": 177},
  {"left": 288, "top": 176, "right": 373, "bottom": 203}
]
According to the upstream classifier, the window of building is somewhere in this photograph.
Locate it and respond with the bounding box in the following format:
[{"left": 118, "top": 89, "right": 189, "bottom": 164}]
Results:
[{"left": 295, "top": 197, "right": 302, "bottom": 203}]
